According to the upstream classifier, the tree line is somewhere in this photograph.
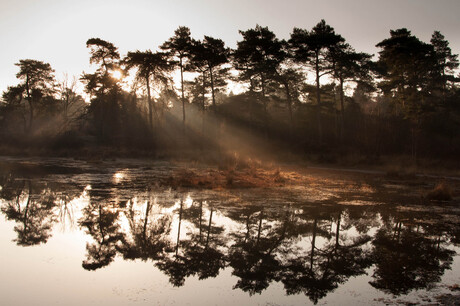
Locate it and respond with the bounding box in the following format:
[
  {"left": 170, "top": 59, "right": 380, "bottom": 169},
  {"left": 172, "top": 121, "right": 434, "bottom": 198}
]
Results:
[{"left": 1, "top": 20, "right": 459, "bottom": 160}]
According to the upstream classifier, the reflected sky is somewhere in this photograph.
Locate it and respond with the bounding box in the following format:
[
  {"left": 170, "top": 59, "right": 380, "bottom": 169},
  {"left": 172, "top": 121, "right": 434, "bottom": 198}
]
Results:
[{"left": 0, "top": 158, "right": 459, "bottom": 305}]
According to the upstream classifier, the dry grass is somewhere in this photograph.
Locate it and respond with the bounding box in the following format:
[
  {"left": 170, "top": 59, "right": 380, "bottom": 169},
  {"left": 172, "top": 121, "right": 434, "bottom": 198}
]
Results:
[
  {"left": 385, "top": 164, "right": 417, "bottom": 179},
  {"left": 426, "top": 182, "right": 453, "bottom": 201},
  {"left": 163, "top": 162, "right": 289, "bottom": 189}
]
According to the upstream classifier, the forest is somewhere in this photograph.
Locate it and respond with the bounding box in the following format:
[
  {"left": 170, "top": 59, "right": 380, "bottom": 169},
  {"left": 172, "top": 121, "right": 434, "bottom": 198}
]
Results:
[{"left": 1, "top": 20, "right": 459, "bottom": 164}]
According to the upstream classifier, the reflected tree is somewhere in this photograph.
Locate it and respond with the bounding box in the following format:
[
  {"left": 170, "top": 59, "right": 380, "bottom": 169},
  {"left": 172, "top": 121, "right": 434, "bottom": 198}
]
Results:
[
  {"left": 1, "top": 180, "right": 57, "bottom": 246},
  {"left": 119, "top": 199, "right": 172, "bottom": 261},
  {"left": 228, "top": 208, "right": 293, "bottom": 295},
  {"left": 156, "top": 200, "right": 227, "bottom": 286},
  {"left": 370, "top": 221, "right": 455, "bottom": 295},
  {"left": 278, "top": 207, "right": 372, "bottom": 304},
  {"left": 155, "top": 198, "right": 189, "bottom": 286},
  {"left": 79, "top": 201, "right": 124, "bottom": 270},
  {"left": 182, "top": 201, "right": 226, "bottom": 280}
]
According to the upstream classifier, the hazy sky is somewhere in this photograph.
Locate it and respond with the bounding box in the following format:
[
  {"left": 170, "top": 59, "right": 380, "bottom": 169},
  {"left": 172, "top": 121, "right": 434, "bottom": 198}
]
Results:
[{"left": 1, "top": 0, "right": 459, "bottom": 94}]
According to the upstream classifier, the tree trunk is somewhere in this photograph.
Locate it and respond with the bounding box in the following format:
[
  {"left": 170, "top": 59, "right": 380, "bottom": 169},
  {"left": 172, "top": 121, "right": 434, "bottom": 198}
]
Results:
[
  {"left": 180, "top": 57, "right": 186, "bottom": 129},
  {"left": 202, "top": 71, "right": 206, "bottom": 112},
  {"left": 315, "top": 51, "right": 322, "bottom": 144},
  {"left": 209, "top": 66, "right": 216, "bottom": 108},
  {"left": 284, "top": 81, "right": 293, "bottom": 135},
  {"left": 25, "top": 75, "right": 33, "bottom": 132},
  {"left": 261, "top": 74, "right": 268, "bottom": 137},
  {"left": 146, "top": 76, "right": 153, "bottom": 130},
  {"left": 339, "top": 77, "right": 345, "bottom": 141},
  {"left": 411, "top": 124, "right": 418, "bottom": 163}
]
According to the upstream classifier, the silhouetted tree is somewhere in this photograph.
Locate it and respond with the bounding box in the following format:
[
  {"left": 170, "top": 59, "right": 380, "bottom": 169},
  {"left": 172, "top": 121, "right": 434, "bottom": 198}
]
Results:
[
  {"left": 376, "top": 29, "right": 436, "bottom": 158},
  {"left": 273, "top": 67, "right": 305, "bottom": 132},
  {"left": 329, "top": 43, "right": 373, "bottom": 135},
  {"left": 124, "top": 50, "right": 172, "bottom": 129},
  {"left": 193, "top": 36, "right": 229, "bottom": 108},
  {"left": 81, "top": 38, "right": 125, "bottom": 142},
  {"left": 12, "top": 60, "right": 56, "bottom": 132},
  {"left": 234, "top": 25, "right": 286, "bottom": 129},
  {"left": 161, "top": 26, "right": 193, "bottom": 128},
  {"left": 82, "top": 38, "right": 121, "bottom": 96},
  {"left": 58, "top": 75, "right": 85, "bottom": 134},
  {"left": 430, "top": 31, "right": 459, "bottom": 99},
  {"left": 290, "top": 20, "right": 344, "bottom": 143}
]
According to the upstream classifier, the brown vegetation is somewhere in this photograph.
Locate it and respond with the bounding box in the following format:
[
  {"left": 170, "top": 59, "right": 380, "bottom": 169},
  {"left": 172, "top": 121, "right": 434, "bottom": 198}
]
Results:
[
  {"left": 426, "top": 182, "right": 453, "bottom": 201},
  {"left": 163, "top": 158, "right": 289, "bottom": 189}
]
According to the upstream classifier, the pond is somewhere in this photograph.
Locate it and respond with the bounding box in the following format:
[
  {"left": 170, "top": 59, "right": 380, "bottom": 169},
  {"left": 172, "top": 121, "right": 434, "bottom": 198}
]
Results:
[{"left": 0, "top": 157, "right": 459, "bottom": 305}]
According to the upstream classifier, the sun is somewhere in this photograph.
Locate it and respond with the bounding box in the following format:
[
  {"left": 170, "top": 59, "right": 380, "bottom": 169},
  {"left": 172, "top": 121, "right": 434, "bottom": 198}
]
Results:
[{"left": 111, "top": 70, "right": 123, "bottom": 80}]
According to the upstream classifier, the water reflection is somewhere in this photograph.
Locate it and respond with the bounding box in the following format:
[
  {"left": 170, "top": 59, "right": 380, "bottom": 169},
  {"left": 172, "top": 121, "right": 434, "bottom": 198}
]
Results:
[
  {"left": 0, "top": 166, "right": 459, "bottom": 304},
  {"left": 0, "top": 179, "right": 57, "bottom": 246},
  {"left": 370, "top": 222, "right": 455, "bottom": 295}
]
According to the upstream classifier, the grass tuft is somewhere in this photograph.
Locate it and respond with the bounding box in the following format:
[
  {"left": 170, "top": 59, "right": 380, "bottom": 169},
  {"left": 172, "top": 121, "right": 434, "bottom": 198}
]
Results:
[{"left": 426, "top": 182, "right": 453, "bottom": 201}]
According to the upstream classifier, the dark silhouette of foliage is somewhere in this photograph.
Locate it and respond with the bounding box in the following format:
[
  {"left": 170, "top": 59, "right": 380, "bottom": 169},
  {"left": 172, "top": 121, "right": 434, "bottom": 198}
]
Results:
[
  {"left": 161, "top": 26, "right": 193, "bottom": 127},
  {"left": 123, "top": 50, "right": 172, "bottom": 129},
  {"left": 5, "top": 60, "right": 57, "bottom": 133},
  {"left": 0, "top": 22, "right": 459, "bottom": 160},
  {"left": 234, "top": 25, "right": 287, "bottom": 130},
  {"left": 79, "top": 202, "right": 124, "bottom": 270},
  {"left": 0, "top": 179, "right": 57, "bottom": 246},
  {"left": 192, "top": 36, "right": 229, "bottom": 108},
  {"left": 289, "top": 20, "right": 345, "bottom": 142},
  {"left": 370, "top": 223, "right": 455, "bottom": 295},
  {"left": 430, "top": 31, "right": 459, "bottom": 95}
]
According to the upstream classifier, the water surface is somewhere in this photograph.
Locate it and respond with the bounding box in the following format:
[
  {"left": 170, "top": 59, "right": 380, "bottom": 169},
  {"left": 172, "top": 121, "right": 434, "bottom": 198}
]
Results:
[{"left": 1, "top": 157, "right": 459, "bottom": 305}]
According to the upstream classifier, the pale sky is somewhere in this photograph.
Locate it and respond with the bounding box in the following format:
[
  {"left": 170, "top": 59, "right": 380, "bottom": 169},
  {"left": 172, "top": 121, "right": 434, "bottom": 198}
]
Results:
[{"left": 1, "top": 0, "right": 459, "bottom": 94}]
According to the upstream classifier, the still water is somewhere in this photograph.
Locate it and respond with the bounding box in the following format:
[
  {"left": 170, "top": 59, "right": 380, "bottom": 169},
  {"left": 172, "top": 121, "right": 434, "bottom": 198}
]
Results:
[{"left": 0, "top": 157, "right": 459, "bottom": 305}]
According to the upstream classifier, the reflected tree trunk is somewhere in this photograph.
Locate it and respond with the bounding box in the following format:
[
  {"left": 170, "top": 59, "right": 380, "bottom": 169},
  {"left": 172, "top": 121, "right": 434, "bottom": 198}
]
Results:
[
  {"left": 22, "top": 181, "right": 32, "bottom": 234},
  {"left": 199, "top": 200, "right": 203, "bottom": 243},
  {"left": 310, "top": 218, "right": 318, "bottom": 270},
  {"left": 257, "top": 210, "right": 263, "bottom": 245},
  {"left": 245, "top": 214, "right": 250, "bottom": 243},
  {"left": 205, "top": 207, "right": 213, "bottom": 249},
  {"left": 142, "top": 201, "right": 151, "bottom": 241},
  {"left": 335, "top": 211, "right": 341, "bottom": 248},
  {"left": 176, "top": 199, "right": 183, "bottom": 256}
]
